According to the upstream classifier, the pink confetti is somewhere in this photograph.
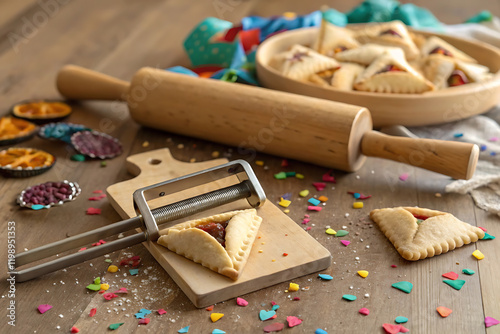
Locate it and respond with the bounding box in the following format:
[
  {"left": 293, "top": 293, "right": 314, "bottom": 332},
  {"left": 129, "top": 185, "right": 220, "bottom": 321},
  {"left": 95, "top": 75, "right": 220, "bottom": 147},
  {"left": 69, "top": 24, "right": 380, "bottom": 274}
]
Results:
[
  {"left": 293, "top": 297, "right": 300, "bottom": 301},
  {"left": 306, "top": 227, "right": 312, "bottom": 231},
  {"left": 93, "top": 190, "right": 103, "bottom": 194},
  {"left": 489, "top": 137, "right": 498, "bottom": 142},
  {"left": 485, "top": 316, "right": 500, "bottom": 328},
  {"left": 113, "top": 287, "right": 128, "bottom": 294},
  {"left": 478, "top": 226, "right": 487, "bottom": 232},
  {"left": 206, "top": 305, "right": 214, "bottom": 311},
  {"left": 139, "top": 318, "right": 150, "bottom": 325},
  {"left": 103, "top": 293, "right": 118, "bottom": 301},
  {"left": 383, "top": 323, "right": 409, "bottom": 334},
  {"left": 322, "top": 170, "right": 336, "bottom": 183},
  {"left": 340, "top": 240, "right": 351, "bottom": 247},
  {"left": 86, "top": 207, "right": 101, "bottom": 215},
  {"left": 287, "top": 316, "right": 302, "bottom": 328},
  {"left": 37, "top": 304, "right": 52, "bottom": 314},
  {"left": 236, "top": 297, "right": 248, "bottom": 306},
  {"left": 312, "top": 182, "right": 326, "bottom": 191},
  {"left": 281, "top": 159, "right": 289, "bottom": 167},
  {"left": 271, "top": 301, "right": 277, "bottom": 306},
  {"left": 70, "top": 326, "right": 80, "bottom": 333},
  {"left": 88, "top": 194, "right": 107, "bottom": 201},
  {"left": 442, "top": 272, "right": 458, "bottom": 280},
  {"left": 89, "top": 308, "right": 97, "bottom": 317},
  {"left": 301, "top": 218, "right": 310, "bottom": 224},
  {"left": 263, "top": 322, "right": 285, "bottom": 333},
  {"left": 399, "top": 173, "right": 409, "bottom": 181},
  {"left": 391, "top": 265, "right": 397, "bottom": 268},
  {"left": 359, "top": 308, "right": 369, "bottom": 315},
  {"left": 307, "top": 206, "right": 322, "bottom": 211},
  {"left": 304, "top": 214, "right": 310, "bottom": 218},
  {"left": 78, "top": 247, "right": 87, "bottom": 252},
  {"left": 157, "top": 309, "right": 167, "bottom": 315}
]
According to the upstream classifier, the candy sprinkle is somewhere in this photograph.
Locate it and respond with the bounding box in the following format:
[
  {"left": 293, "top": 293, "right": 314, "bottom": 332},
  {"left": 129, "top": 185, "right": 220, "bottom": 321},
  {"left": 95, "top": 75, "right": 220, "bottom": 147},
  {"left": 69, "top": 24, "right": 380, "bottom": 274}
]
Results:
[
  {"left": 129, "top": 269, "right": 139, "bottom": 275},
  {"left": 274, "top": 172, "right": 286, "bottom": 179},
  {"left": 442, "top": 272, "right": 458, "bottom": 280},
  {"left": 340, "top": 240, "right": 350, "bottom": 246},
  {"left": 436, "top": 306, "right": 452, "bottom": 318},
  {"left": 259, "top": 310, "right": 276, "bottom": 321},
  {"left": 86, "top": 207, "right": 101, "bottom": 215},
  {"left": 472, "top": 249, "right": 485, "bottom": 260},
  {"left": 158, "top": 309, "right": 167, "bottom": 315},
  {"left": 89, "top": 308, "right": 97, "bottom": 317},
  {"left": 286, "top": 316, "right": 302, "bottom": 328},
  {"left": 295, "top": 173, "right": 304, "bottom": 179},
  {"left": 357, "top": 270, "right": 369, "bottom": 278},
  {"left": 482, "top": 232, "right": 495, "bottom": 240},
  {"left": 263, "top": 323, "right": 285, "bottom": 333},
  {"left": 37, "top": 304, "right": 52, "bottom": 314},
  {"left": 236, "top": 297, "right": 248, "bottom": 306},
  {"left": 70, "top": 326, "right": 80, "bottom": 333},
  {"left": 299, "top": 190, "right": 309, "bottom": 197},
  {"left": 382, "top": 323, "right": 409, "bottom": 334},
  {"left": 315, "top": 329, "right": 328, "bottom": 334},
  {"left": 278, "top": 198, "right": 291, "bottom": 208},
  {"left": 322, "top": 170, "right": 336, "bottom": 183},
  {"left": 210, "top": 313, "right": 224, "bottom": 322},
  {"left": 109, "top": 323, "right": 124, "bottom": 330},
  {"left": 308, "top": 198, "right": 321, "bottom": 206},
  {"left": 318, "top": 274, "right": 333, "bottom": 280},
  {"left": 443, "top": 279, "right": 465, "bottom": 290},
  {"left": 308, "top": 206, "right": 322, "bottom": 211},
  {"left": 318, "top": 195, "right": 328, "bottom": 202},
  {"left": 312, "top": 182, "right": 326, "bottom": 191},
  {"left": 395, "top": 316, "right": 408, "bottom": 324},
  {"left": 353, "top": 202, "right": 363, "bottom": 209},
  {"left": 342, "top": 294, "right": 357, "bottom": 301},
  {"left": 359, "top": 308, "right": 370, "bottom": 316},
  {"left": 485, "top": 316, "right": 500, "bottom": 328},
  {"left": 139, "top": 318, "right": 150, "bottom": 325},
  {"left": 212, "top": 330, "right": 225, "bottom": 334},
  {"left": 399, "top": 173, "right": 409, "bottom": 181},
  {"left": 325, "top": 228, "right": 336, "bottom": 235},
  {"left": 391, "top": 281, "right": 413, "bottom": 294},
  {"left": 107, "top": 265, "right": 118, "bottom": 273},
  {"left": 462, "top": 268, "right": 475, "bottom": 275},
  {"left": 335, "top": 230, "right": 349, "bottom": 237},
  {"left": 178, "top": 326, "right": 190, "bottom": 333},
  {"left": 289, "top": 283, "right": 299, "bottom": 291},
  {"left": 256, "top": 161, "right": 264, "bottom": 166}
]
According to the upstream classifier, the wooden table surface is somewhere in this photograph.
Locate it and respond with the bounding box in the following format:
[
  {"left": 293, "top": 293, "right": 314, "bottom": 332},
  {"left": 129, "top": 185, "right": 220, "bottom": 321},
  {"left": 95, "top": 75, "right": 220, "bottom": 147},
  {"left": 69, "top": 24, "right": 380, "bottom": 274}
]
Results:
[{"left": 1, "top": 1, "right": 499, "bottom": 333}]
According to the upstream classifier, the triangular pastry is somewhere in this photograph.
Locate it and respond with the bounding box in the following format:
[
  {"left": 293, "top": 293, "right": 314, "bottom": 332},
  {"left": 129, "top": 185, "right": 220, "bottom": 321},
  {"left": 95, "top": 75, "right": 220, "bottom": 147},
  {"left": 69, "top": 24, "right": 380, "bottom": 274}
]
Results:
[
  {"left": 334, "top": 43, "right": 404, "bottom": 65},
  {"left": 370, "top": 207, "right": 485, "bottom": 261},
  {"left": 354, "top": 21, "right": 420, "bottom": 60},
  {"left": 330, "top": 62, "right": 365, "bottom": 90},
  {"left": 421, "top": 36, "right": 477, "bottom": 63},
  {"left": 157, "top": 209, "right": 262, "bottom": 280},
  {"left": 313, "top": 20, "right": 360, "bottom": 57},
  {"left": 270, "top": 44, "right": 340, "bottom": 81},
  {"left": 354, "top": 52, "right": 435, "bottom": 93}
]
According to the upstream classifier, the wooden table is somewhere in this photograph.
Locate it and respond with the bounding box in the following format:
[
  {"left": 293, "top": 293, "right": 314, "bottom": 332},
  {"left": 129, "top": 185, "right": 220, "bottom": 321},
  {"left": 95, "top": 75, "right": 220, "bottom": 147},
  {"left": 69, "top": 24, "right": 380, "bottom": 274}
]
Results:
[{"left": 1, "top": 1, "right": 499, "bottom": 333}]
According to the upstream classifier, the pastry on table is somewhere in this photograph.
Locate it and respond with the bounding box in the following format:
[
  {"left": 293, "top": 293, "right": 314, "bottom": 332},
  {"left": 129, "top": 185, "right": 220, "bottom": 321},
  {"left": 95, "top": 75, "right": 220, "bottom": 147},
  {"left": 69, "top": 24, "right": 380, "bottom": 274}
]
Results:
[
  {"left": 157, "top": 209, "right": 262, "bottom": 280},
  {"left": 270, "top": 44, "right": 340, "bottom": 81},
  {"left": 370, "top": 207, "right": 485, "bottom": 261},
  {"left": 424, "top": 54, "right": 493, "bottom": 89},
  {"left": 330, "top": 62, "right": 365, "bottom": 90},
  {"left": 421, "top": 36, "right": 477, "bottom": 63},
  {"left": 353, "top": 20, "right": 420, "bottom": 60},
  {"left": 313, "top": 20, "right": 360, "bottom": 57},
  {"left": 354, "top": 52, "right": 435, "bottom": 93},
  {"left": 334, "top": 43, "right": 404, "bottom": 65}
]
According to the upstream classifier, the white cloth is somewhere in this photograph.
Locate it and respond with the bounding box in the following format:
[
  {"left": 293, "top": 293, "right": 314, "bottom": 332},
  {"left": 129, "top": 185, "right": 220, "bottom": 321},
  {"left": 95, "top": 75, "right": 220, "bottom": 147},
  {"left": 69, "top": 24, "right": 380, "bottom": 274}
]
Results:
[{"left": 407, "top": 20, "right": 500, "bottom": 217}]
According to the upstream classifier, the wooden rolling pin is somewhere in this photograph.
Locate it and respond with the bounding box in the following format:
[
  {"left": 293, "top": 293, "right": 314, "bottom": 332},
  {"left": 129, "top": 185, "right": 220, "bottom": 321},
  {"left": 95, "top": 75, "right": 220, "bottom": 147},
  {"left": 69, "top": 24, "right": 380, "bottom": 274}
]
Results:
[{"left": 56, "top": 65, "right": 478, "bottom": 179}]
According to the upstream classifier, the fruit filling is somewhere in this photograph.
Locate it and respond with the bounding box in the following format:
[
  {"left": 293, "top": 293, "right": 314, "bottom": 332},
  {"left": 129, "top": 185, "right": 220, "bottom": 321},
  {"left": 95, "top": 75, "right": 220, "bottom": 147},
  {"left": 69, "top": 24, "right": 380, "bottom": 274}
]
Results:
[
  {"left": 380, "top": 29, "right": 402, "bottom": 37},
  {"left": 429, "top": 46, "right": 453, "bottom": 57},
  {"left": 376, "top": 64, "right": 405, "bottom": 74},
  {"left": 448, "top": 70, "right": 469, "bottom": 86},
  {"left": 196, "top": 220, "right": 229, "bottom": 247}
]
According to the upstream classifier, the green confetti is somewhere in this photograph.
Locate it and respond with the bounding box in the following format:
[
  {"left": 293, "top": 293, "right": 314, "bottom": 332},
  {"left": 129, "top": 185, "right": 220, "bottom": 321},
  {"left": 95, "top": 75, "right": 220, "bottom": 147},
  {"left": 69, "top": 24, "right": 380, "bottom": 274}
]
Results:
[
  {"left": 105, "top": 259, "right": 113, "bottom": 263},
  {"left": 274, "top": 172, "right": 287, "bottom": 180},
  {"left": 482, "top": 232, "right": 495, "bottom": 240},
  {"left": 285, "top": 171, "right": 296, "bottom": 177},
  {"left": 109, "top": 322, "right": 124, "bottom": 330},
  {"left": 100, "top": 160, "right": 107, "bottom": 167},
  {"left": 443, "top": 279, "right": 466, "bottom": 290},
  {"left": 392, "top": 281, "right": 413, "bottom": 294},
  {"left": 395, "top": 316, "right": 408, "bottom": 324},
  {"left": 71, "top": 154, "right": 86, "bottom": 162},
  {"left": 86, "top": 277, "right": 101, "bottom": 291},
  {"left": 342, "top": 294, "right": 357, "bottom": 301},
  {"left": 335, "top": 230, "right": 349, "bottom": 237},
  {"left": 462, "top": 268, "right": 475, "bottom": 275}
]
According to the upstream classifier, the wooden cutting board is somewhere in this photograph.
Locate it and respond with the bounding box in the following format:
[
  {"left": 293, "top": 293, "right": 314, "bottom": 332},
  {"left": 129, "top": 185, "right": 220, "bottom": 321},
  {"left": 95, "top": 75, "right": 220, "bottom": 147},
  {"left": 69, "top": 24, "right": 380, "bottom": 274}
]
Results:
[{"left": 107, "top": 148, "right": 331, "bottom": 308}]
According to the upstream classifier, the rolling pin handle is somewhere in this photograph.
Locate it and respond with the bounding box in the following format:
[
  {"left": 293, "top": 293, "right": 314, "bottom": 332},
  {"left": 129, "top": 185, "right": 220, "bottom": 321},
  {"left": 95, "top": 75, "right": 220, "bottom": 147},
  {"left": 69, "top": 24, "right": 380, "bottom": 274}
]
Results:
[
  {"left": 361, "top": 131, "right": 479, "bottom": 180},
  {"left": 56, "top": 65, "right": 129, "bottom": 101}
]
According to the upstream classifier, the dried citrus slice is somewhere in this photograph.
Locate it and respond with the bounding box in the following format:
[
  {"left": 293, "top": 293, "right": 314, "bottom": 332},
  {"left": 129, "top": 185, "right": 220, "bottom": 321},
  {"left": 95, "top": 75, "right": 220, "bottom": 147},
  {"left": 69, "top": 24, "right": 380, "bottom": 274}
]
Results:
[
  {"left": 12, "top": 100, "right": 71, "bottom": 123},
  {"left": 0, "top": 147, "right": 55, "bottom": 177},
  {"left": 0, "top": 117, "right": 37, "bottom": 145}
]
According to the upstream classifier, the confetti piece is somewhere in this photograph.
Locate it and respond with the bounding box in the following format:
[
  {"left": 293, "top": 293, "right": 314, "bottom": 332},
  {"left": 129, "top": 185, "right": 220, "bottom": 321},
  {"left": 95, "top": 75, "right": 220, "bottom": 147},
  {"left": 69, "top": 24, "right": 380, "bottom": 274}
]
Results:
[
  {"left": 318, "top": 195, "right": 328, "bottom": 202},
  {"left": 212, "top": 330, "right": 225, "bottom": 334},
  {"left": 263, "top": 323, "right": 285, "bottom": 333},
  {"left": 299, "top": 190, "right": 309, "bottom": 197},
  {"left": 236, "top": 297, "right": 248, "bottom": 306},
  {"left": 295, "top": 173, "right": 304, "bottom": 179},
  {"left": 109, "top": 323, "right": 124, "bottom": 330},
  {"left": 489, "top": 137, "right": 498, "bottom": 142},
  {"left": 284, "top": 209, "right": 290, "bottom": 214},
  {"left": 178, "top": 326, "right": 190, "bottom": 333},
  {"left": 325, "top": 228, "right": 336, "bottom": 235},
  {"left": 285, "top": 171, "right": 296, "bottom": 177},
  {"left": 70, "top": 326, "right": 80, "bottom": 333},
  {"left": 357, "top": 270, "right": 369, "bottom": 278},
  {"left": 348, "top": 191, "right": 372, "bottom": 199},
  {"left": 399, "top": 173, "right": 409, "bottom": 181},
  {"left": 206, "top": 305, "right": 214, "bottom": 311},
  {"left": 113, "top": 287, "right": 128, "bottom": 294},
  {"left": 342, "top": 294, "right": 356, "bottom": 301},
  {"left": 482, "top": 232, "right": 495, "bottom": 240},
  {"left": 391, "top": 264, "right": 397, "bottom": 268},
  {"left": 278, "top": 198, "right": 291, "bottom": 208},
  {"left": 322, "top": 170, "right": 335, "bottom": 183},
  {"left": 335, "top": 230, "right": 349, "bottom": 237},
  {"left": 129, "top": 269, "right": 139, "bottom": 275},
  {"left": 453, "top": 133, "right": 463, "bottom": 138},
  {"left": 359, "top": 308, "right": 369, "bottom": 316},
  {"left": 382, "top": 323, "right": 409, "bottom": 333},
  {"left": 442, "top": 272, "right": 458, "bottom": 280},
  {"left": 100, "top": 283, "right": 110, "bottom": 291},
  {"left": 289, "top": 283, "right": 299, "bottom": 291},
  {"left": 485, "top": 316, "right": 500, "bottom": 328},
  {"left": 71, "top": 154, "right": 85, "bottom": 161},
  {"left": 302, "top": 218, "right": 310, "bottom": 224},
  {"left": 293, "top": 297, "right": 300, "bottom": 301},
  {"left": 315, "top": 329, "right": 328, "bottom": 334},
  {"left": 308, "top": 198, "right": 321, "bottom": 206},
  {"left": 443, "top": 279, "right": 465, "bottom": 290},
  {"left": 307, "top": 206, "right": 322, "bottom": 211},
  {"left": 318, "top": 274, "right": 333, "bottom": 280},
  {"left": 436, "top": 306, "right": 452, "bottom": 317},
  {"left": 472, "top": 249, "right": 484, "bottom": 260},
  {"left": 86, "top": 282, "right": 101, "bottom": 291},
  {"left": 256, "top": 161, "right": 264, "bottom": 166},
  {"left": 281, "top": 192, "right": 292, "bottom": 200},
  {"left": 392, "top": 281, "right": 413, "bottom": 294},
  {"left": 274, "top": 172, "right": 286, "bottom": 179},
  {"left": 462, "top": 269, "right": 475, "bottom": 275},
  {"left": 104, "top": 259, "right": 112, "bottom": 263},
  {"left": 37, "top": 304, "right": 52, "bottom": 314},
  {"left": 287, "top": 316, "right": 302, "bottom": 327},
  {"left": 395, "top": 316, "right": 408, "bottom": 324},
  {"left": 89, "top": 308, "right": 97, "bottom": 317},
  {"left": 158, "top": 309, "right": 167, "bottom": 315},
  {"left": 353, "top": 202, "right": 363, "bottom": 209},
  {"left": 281, "top": 159, "right": 289, "bottom": 167},
  {"left": 340, "top": 240, "right": 350, "bottom": 246},
  {"left": 103, "top": 293, "right": 118, "bottom": 301},
  {"left": 282, "top": 252, "right": 288, "bottom": 257},
  {"left": 31, "top": 204, "right": 45, "bottom": 210},
  {"left": 312, "top": 182, "right": 326, "bottom": 191},
  {"left": 139, "top": 318, "right": 150, "bottom": 325},
  {"left": 259, "top": 310, "right": 276, "bottom": 321},
  {"left": 272, "top": 304, "right": 280, "bottom": 311},
  {"left": 210, "top": 313, "right": 224, "bottom": 322},
  {"left": 107, "top": 265, "right": 118, "bottom": 273},
  {"left": 86, "top": 207, "right": 101, "bottom": 215}
]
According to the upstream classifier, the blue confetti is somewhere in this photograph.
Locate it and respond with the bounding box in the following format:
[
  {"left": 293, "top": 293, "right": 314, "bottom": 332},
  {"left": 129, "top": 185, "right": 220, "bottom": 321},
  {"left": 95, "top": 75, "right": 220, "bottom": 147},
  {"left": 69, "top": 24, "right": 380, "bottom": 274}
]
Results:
[
  {"left": 490, "top": 152, "right": 497, "bottom": 156},
  {"left": 454, "top": 133, "right": 464, "bottom": 138},
  {"left": 315, "top": 329, "right": 328, "bottom": 334},
  {"left": 271, "top": 304, "right": 280, "bottom": 311},
  {"left": 212, "top": 330, "right": 226, "bottom": 334},
  {"left": 308, "top": 198, "right": 321, "bottom": 206},
  {"left": 129, "top": 269, "right": 139, "bottom": 275},
  {"left": 135, "top": 312, "right": 146, "bottom": 319},
  {"left": 178, "top": 326, "right": 190, "bottom": 333},
  {"left": 31, "top": 204, "right": 45, "bottom": 210},
  {"left": 139, "top": 309, "right": 152, "bottom": 315},
  {"left": 353, "top": 192, "right": 361, "bottom": 199},
  {"left": 480, "top": 144, "right": 487, "bottom": 151},
  {"left": 318, "top": 274, "right": 333, "bottom": 280}
]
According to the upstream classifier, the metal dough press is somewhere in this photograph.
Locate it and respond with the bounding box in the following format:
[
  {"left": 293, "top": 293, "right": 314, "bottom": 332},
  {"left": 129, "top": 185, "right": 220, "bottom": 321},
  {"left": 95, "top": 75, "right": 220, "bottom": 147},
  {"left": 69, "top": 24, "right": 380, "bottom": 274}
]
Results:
[{"left": 11, "top": 160, "right": 266, "bottom": 282}]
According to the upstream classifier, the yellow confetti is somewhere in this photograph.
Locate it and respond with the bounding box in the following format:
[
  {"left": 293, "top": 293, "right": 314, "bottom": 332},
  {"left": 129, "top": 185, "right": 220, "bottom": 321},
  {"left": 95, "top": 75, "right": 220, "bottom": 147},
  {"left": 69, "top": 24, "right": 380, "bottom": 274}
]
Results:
[
  {"left": 142, "top": 141, "right": 149, "bottom": 147},
  {"left": 211, "top": 151, "right": 220, "bottom": 158},
  {"left": 325, "top": 228, "right": 337, "bottom": 235},
  {"left": 357, "top": 270, "right": 369, "bottom": 278},
  {"left": 279, "top": 198, "right": 291, "bottom": 208},
  {"left": 435, "top": 193, "right": 442, "bottom": 198},
  {"left": 299, "top": 190, "right": 309, "bottom": 197},
  {"left": 295, "top": 173, "right": 304, "bottom": 179},
  {"left": 100, "top": 283, "right": 110, "bottom": 291},
  {"left": 107, "top": 265, "right": 118, "bottom": 273},
  {"left": 472, "top": 249, "right": 484, "bottom": 260},
  {"left": 258, "top": 250, "right": 263, "bottom": 253},
  {"left": 272, "top": 259, "right": 276, "bottom": 262},
  {"left": 255, "top": 160, "right": 264, "bottom": 166},
  {"left": 289, "top": 283, "right": 299, "bottom": 291},
  {"left": 284, "top": 209, "right": 290, "bottom": 214},
  {"left": 318, "top": 196, "right": 328, "bottom": 202},
  {"left": 177, "top": 143, "right": 184, "bottom": 149},
  {"left": 282, "top": 11, "right": 296, "bottom": 19},
  {"left": 353, "top": 202, "right": 363, "bottom": 209},
  {"left": 210, "top": 313, "right": 224, "bottom": 322},
  {"left": 189, "top": 158, "right": 196, "bottom": 163}
]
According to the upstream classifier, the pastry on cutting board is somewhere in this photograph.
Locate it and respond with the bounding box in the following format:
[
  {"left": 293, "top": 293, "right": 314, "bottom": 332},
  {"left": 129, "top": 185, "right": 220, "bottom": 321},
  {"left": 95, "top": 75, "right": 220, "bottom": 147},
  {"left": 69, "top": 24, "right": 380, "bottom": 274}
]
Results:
[
  {"left": 157, "top": 209, "right": 262, "bottom": 280},
  {"left": 370, "top": 206, "right": 485, "bottom": 261}
]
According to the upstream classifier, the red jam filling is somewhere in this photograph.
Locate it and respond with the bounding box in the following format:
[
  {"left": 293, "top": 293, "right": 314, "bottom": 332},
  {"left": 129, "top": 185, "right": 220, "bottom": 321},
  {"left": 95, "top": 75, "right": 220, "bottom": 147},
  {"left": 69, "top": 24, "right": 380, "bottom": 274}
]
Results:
[
  {"left": 289, "top": 51, "right": 309, "bottom": 63},
  {"left": 412, "top": 214, "right": 430, "bottom": 221},
  {"left": 380, "top": 29, "right": 402, "bottom": 37},
  {"left": 430, "top": 46, "right": 453, "bottom": 57},
  {"left": 376, "top": 64, "right": 405, "bottom": 74},
  {"left": 196, "top": 221, "right": 229, "bottom": 247},
  {"left": 333, "top": 45, "right": 348, "bottom": 53},
  {"left": 448, "top": 70, "right": 469, "bottom": 86}
]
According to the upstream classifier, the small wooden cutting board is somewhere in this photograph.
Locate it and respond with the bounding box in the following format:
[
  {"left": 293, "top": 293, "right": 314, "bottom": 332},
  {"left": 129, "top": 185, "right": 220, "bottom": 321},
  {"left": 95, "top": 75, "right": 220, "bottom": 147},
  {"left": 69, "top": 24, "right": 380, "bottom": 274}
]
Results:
[{"left": 107, "top": 148, "right": 331, "bottom": 307}]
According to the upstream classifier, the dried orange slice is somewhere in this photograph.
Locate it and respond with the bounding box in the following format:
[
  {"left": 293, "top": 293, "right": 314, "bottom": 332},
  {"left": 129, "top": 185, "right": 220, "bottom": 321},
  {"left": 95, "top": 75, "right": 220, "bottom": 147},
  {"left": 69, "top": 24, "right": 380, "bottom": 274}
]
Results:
[
  {"left": 0, "top": 147, "right": 55, "bottom": 177},
  {"left": 13, "top": 101, "right": 71, "bottom": 123},
  {"left": 0, "top": 117, "right": 37, "bottom": 145}
]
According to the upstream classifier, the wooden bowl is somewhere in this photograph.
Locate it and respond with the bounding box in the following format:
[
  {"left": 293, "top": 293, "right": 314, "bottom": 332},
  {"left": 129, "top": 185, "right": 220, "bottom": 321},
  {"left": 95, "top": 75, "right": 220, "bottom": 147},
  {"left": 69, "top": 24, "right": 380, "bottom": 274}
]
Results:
[{"left": 256, "top": 27, "right": 500, "bottom": 127}]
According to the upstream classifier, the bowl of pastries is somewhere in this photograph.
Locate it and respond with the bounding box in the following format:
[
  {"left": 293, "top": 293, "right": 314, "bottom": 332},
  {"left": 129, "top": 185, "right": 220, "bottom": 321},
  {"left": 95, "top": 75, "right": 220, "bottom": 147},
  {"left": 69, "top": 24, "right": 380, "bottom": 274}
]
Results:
[{"left": 256, "top": 20, "right": 500, "bottom": 127}]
